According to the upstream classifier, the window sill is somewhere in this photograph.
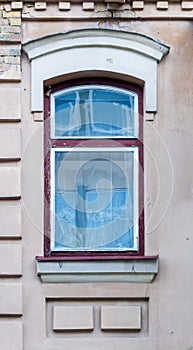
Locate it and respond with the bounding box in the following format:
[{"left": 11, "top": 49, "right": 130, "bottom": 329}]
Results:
[{"left": 36, "top": 256, "right": 158, "bottom": 283}]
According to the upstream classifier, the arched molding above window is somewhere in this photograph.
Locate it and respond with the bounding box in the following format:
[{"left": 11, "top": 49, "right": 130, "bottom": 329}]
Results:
[{"left": 23, "top": 29, "right": 170, "bottom": 113}]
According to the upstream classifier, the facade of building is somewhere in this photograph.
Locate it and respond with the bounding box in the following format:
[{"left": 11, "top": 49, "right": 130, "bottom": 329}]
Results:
[{"left": 0, "top": 1, "right": 192, "bottom": 349}]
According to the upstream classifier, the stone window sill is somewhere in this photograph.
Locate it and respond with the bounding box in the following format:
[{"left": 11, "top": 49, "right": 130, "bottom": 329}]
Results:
[{"left": 36, "top": 256, "right": 158, "bottom": 283}]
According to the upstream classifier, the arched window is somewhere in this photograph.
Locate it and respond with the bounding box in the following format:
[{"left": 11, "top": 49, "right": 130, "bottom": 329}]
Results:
[
  {"left": 44, "top": 79, "right": 144, "bottom": 257},
  {"left": 24, "top": 29, "right": 168, "bottom": 280}
]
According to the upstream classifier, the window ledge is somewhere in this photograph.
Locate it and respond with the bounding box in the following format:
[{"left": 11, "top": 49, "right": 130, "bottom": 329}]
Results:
[{"left": 36, "top": 256, "right": 158, "bottom": 283}]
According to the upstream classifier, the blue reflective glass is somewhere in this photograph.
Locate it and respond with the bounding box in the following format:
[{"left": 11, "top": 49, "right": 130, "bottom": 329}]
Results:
[
  {"left": 53, "top": 86, "right": 137, "bottom": 138},
  {"left": 53, "top": 150, "right": 135, "bottom": 251}
]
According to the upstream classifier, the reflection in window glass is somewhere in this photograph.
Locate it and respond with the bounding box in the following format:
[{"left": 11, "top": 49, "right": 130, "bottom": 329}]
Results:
[
  {"left": 51, "top": 85, "right": 138, "bottom": 138},
  {"left": 51, "top": 149, "right": 138, "bottom": 251}
]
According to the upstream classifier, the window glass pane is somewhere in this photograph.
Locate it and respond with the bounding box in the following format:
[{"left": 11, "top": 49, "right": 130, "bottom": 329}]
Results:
[
  {"left": 52, "top": 149, "right": 137, "bottom": 251},
  {"left": 52, "top": 86, "right": 138, "bottom": 138}
]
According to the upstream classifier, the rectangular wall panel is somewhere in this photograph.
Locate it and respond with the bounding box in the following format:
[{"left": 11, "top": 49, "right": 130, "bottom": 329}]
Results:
[
  {"left": 0, "top": 166, "right": 21, "bottom": 198},
  {"left": 0, "top": 129, "right": 21, "bottom": 160},
  {"left": 53, "top": 306, "right": 94, "bottom": 330},
  {"left": 0, "top": 87, "right": 21, "bottom": 121},
  {"left": 47, "top": 298, "right": 148, "bottom": 338},
  {"left": 0, "top": 283, "right": 22, "bottom": 315},
  {"left": 0, "top": 244, "right": 22, "bottom": 276},
  {"left": 0, "top": 205, "right": 21, "bottom": 238},
  {"left": 101, "top": 306, "right": 141, "bottom": 330},
  {"left": 0, "top": 322, "right": 22, "bottom": 350}
]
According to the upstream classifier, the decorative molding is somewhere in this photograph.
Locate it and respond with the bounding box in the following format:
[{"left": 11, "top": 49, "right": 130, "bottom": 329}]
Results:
[
  {"left": 23, "top": 28, "right": 169, "bottom": 113},
  {"left": 82, "top": 1, "right": 94, "bottom": 10},
  {"left": 0, "top": 0, "right": 192, "bottom": 14},
  {"left": 58, "top": 1, "right": 71, "bottom": 10},
  {"left": 0, "top": 0, "right": 192, "bottom": 3},
  {"left": 132, "top": 1, "right": 144, "bottom": 9},
  {"left": 36, "top": 256, "right": 158, "bottom": 283},
  {"left": 34, "top": 2, "right": 47, "bottom": 10},
  {"left": 157, "top": 1, "right": 169, "bottom": 9},
  {"left": 181, "top": 1, "right": 193, "bottom": 9},
  {"left": 24, "top": 29, "right": 169, "bottom": 61},
  {"left": 20, "top": 1, "right": 193, "bottom": 17},
  {"left": 11, "top": 2, "right": 23, "bottom": 10},
  {"left": 47, "top": 298, "right": 149, "bottom": 337}
]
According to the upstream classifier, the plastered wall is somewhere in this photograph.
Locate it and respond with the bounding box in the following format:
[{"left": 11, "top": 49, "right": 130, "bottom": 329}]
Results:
[{"left": 0, "top": 1, "right": 192, "bottom": 349}]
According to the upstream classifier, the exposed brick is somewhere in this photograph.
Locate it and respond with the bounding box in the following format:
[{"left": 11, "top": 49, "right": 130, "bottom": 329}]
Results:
[
  {"left": 4, "top": 4, "right": 11, "bottom": 12},
  {"left": 3, "top": 56, "right": 20, "bottom": 64},
  {"left": 3, "top": 10, "right": 21, "bottom": 18},
  {"left": 0, "top": 48, "right": 12, "bottom": 56},
  {"left": 0, "top": 64, "right": 21, "bottom": 80},
  {"left": 0, "top": 33, "right": 10, "bottom": 41},
  {"left": 107, "top": 2, "right": 120, "bottom": 10},
  {"left": 0, "top": 32, "right": 21, "bottom": 42},
  {"left": 8, "top": 17, "right": 21, "bottom": 25},
  {"left": 10, "top": 33, "right": 21, "bottom": 41},
  {"left": 105, "top": 0, "right": 125, "bottom": 3},
  {"left": 0, "top": 48, "right": 21, "bottom": 56},
  {"left": 7, "top": 26, "right": 21, "bottom": 34},
  {"left": 1, "top": 19, "right": 9, "bottom": 25}
]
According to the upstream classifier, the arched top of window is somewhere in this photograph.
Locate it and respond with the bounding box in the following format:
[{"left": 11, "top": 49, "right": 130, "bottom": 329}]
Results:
[
  {"left": 51, "top": 84, "right": 138, "bottom": 139},
  {"left": 23, "top": 28, "right": 170, "bottom": 114}
]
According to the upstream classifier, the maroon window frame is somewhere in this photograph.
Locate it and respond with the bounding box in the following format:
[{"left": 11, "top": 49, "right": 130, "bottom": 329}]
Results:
[{"left": 44, "top": 77, "right": 144, "bottom": 259}]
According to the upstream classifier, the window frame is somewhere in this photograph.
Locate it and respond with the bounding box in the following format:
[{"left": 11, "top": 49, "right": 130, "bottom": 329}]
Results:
[
  {"left": 44, "top": 77, "right": 144, "bottom": 259},
  {"left": 50, "top": 84, "right": 139, "bottom": 139}
]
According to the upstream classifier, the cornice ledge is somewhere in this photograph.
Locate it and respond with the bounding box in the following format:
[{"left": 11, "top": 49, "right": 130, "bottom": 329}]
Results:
[
  {"left": 23, "top": 28, "right": 170, "bottom": 62},
  {"left": 36, "top": 255, "right": 159, "bottom": 283}
]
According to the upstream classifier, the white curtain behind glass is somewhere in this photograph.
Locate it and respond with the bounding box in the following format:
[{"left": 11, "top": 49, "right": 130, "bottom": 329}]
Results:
[{"left": 54, "top": 151, "right": 134, "bottom": 250}]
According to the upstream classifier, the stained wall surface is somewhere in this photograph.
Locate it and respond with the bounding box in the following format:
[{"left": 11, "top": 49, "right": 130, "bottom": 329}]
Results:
[{"left": 0, "top": 1, "right": 193, "bottom": 349}]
